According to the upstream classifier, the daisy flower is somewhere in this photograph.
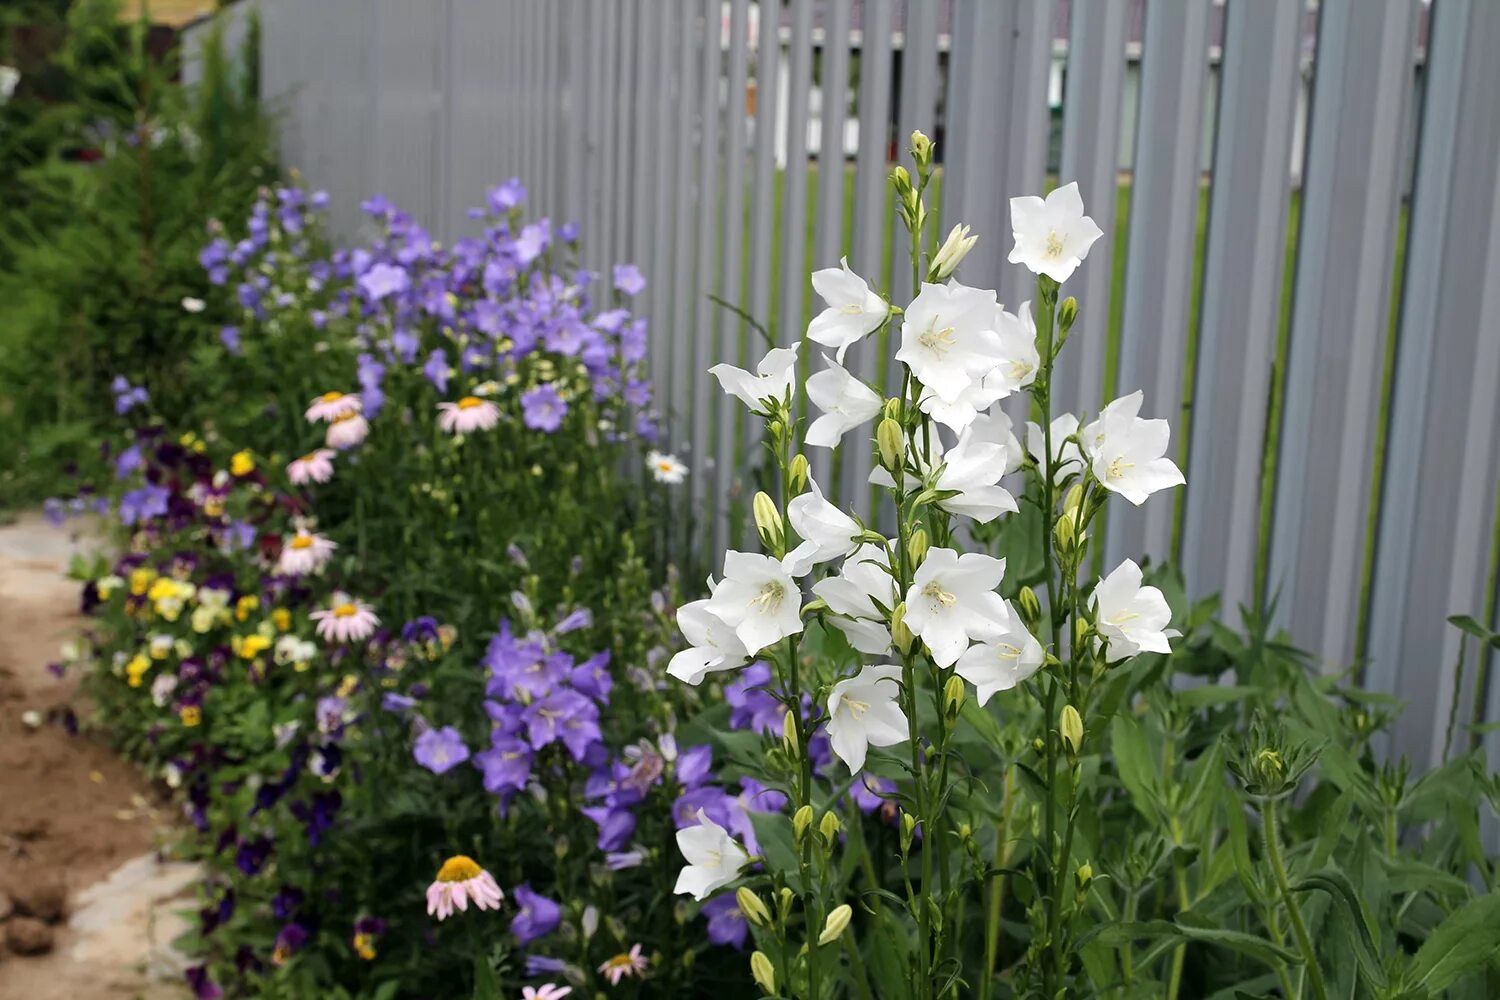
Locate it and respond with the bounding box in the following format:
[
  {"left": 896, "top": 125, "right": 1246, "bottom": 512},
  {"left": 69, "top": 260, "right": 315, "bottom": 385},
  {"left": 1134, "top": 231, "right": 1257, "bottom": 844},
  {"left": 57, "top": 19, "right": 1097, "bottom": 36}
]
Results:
[
  {"left": 311, "top": 594, "right": 379, "bottom": 643},
  {"left": 597, "top": 943, "right": 648, "bottom": 985},
  {"left": 287, "top": 449, "right": 335, "bottom": 485},
  {"left": 646, "top": 450, "right": 687, "bottom": 484},
  {"left": 437, "top": 396, "right": 502, "bottom": 434},
  {"left": 425, "top": 855, "right": 504, "bottom": 921},
  {"left": 522, "top": 985, "right": 572, "bottom": 1000},
  {"left": 276, "top": 529, "right": 336, "bottom": 576},
  {"left": 305, "top": 391, "right": 362, "bottom": 423},
  {"left": 326, "top": 412, "right": 370, "bottom": 450}
]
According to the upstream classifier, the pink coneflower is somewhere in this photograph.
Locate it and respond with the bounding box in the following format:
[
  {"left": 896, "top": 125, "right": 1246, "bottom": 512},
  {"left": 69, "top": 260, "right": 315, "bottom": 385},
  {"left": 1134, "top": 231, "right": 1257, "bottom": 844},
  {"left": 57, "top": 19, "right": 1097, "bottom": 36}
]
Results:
[
  {"left": 597, "top": 944, "right": 648, "bottom": 985},
  {"left": 325, "top": 412, "right": 370, "bottom": 450},
  {"left": 522, "top": 985, "right": 573, "bottom": 1000},
  {"left": 425, "top": 855, "right": 504, "bottom": 921},
  {"left": 310, "top": 593, "right": 379, "bottom": 643},
  {"left": 437, "top": 396, "right": 502, "bottom": 434},
  {"left": 287, "top": 449, "right": 335, "bottom": 485},
  {"left": 305, "top": 391, "right": 362, "bottom": 423},
  {"left": 276, "top": 529, "right": 336, "bottom": 576}
]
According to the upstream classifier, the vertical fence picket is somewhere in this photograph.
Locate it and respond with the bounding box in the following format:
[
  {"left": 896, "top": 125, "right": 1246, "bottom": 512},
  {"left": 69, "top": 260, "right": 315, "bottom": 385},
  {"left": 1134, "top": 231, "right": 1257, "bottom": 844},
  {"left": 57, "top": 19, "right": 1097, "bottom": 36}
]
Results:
[
  {"left": 994, "top": 0, "right": 1056, "bottom": 314},
  {"left": 1052, "top": 1, "right": 1129, "bottom": 417},
  {"left": 1364, "top": 0, "right": 1500, "bottom": 766},
  {"left": 584, "top": 0, "right": 608, "bottom": 277},
  {"left": 1268, "top": 0, "right": 1420, "bottom": 670},
  {"left": 943, "top": 0, "right": 1006, "bottom": 286},
  {"left": 1103, "top": 0, "right": 1214, "bottom": 571},
  {"left": 1180, "top": 0, "right": 1303, "bottom": 621},
  {"left": 885, "top": 0, "right": 939, "bottom": 319},
  {"left": 563, "top": 0, "right": 586, "bottom": 226},
  {"left": 690, "top": 0, "right": 725, "bottom": 560},
  {"left": 779, "top": 0, "right": 815, "bottom": 412}
]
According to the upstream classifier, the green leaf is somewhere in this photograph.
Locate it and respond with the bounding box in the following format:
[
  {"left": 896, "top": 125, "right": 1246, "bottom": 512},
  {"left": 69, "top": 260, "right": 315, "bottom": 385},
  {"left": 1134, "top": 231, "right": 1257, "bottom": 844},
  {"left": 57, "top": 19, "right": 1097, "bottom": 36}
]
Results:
[
  {"left": 472, "top": 953, "right": 501, "bottom": 1000},
  {"left": 1447, "top": 615, "right": 1498, "bottom": 645},
  {"left": 1110, "top": 714, "right": 1162, "bottom": 819},
  {"left": 1406, "top": 893, "right": 1500, "bottom": 993},
  {"left": 1292, "top": 869, "right": 1386, "bottom": 989},
  {"left": 1081, "top": 917, "right": 1300, "bottom": 970}
]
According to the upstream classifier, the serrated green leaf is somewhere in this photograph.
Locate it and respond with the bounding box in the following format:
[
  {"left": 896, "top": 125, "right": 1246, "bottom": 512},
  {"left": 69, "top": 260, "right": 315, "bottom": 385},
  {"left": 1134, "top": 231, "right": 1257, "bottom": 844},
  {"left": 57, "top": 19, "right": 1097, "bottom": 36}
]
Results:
[{"left": 1406, "top": 893, "right": 1500, "bottom": 993}]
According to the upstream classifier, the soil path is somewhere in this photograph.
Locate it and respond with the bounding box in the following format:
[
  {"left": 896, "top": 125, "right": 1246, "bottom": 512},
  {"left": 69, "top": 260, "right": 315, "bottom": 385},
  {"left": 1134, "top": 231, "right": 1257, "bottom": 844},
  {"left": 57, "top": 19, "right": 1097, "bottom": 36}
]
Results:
[{"left": 0, "top": 512, "right": 196, "bottom": 998}]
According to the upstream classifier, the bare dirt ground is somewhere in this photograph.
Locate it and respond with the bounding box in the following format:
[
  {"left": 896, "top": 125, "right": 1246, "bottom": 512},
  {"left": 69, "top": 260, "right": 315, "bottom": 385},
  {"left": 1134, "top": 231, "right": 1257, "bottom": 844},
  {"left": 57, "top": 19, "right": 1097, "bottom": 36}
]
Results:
[{"left": 0, "top": 512, "right": 196, "bottom": 999}]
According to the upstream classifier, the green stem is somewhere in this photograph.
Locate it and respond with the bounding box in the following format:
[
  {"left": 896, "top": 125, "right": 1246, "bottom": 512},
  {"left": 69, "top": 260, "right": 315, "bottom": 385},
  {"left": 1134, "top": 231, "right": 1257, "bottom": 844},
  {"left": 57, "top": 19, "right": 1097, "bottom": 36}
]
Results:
[
  {"left": 980, "top": 767, "right": 1015, "bottom": 1000},
  {"left": 1262, "top": 798, "right": 1327, "bottom": 1000}
]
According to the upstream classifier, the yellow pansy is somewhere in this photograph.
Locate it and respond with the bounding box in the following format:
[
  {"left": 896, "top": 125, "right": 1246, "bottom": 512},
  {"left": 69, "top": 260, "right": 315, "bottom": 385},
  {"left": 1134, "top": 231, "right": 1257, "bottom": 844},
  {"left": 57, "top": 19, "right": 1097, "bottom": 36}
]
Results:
[
  {"left": 230, "top": 450, "right": 255, "bottom": 476},
  {"left": 130, "top": 567, "right": 158, "bottom": 596},
  {"left": 126, "top": 654, "right": 150, "bottom": 688},
  {"left": 234, "top": 634, "right": 272, "bottom": 660},
  {"left": 180, "top": 705, "right": 201, "bottom": 727},
  {"left": 235, "top": 595, "right": 260, "bottom": 622},
  {"left": 336, "top": 674, "right": 359, "bottom": 698},
  {"left": 272, "top": 608, "right": 292, "bottom": 632}
]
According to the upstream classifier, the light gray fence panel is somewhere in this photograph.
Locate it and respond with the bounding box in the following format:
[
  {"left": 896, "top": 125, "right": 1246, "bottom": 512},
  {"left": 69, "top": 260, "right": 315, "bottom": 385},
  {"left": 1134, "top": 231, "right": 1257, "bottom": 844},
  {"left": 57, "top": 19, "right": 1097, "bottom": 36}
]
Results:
[
  {"left": 562, "top": 0, "right": 587, "bottom": 225},
  {"left": 601, "top": 1, "right": 625, "bottom": 269},
  {"left": 1103, "top": 0, "right": 1213, "bottom": 572},
  {"left": 843, "top": 0, "right": 894, "bottom": 512},
  {"left": 1179, "top": 0, "right": 1303, "bottom": 621},
  {"left": 1051, "top": 1, "right": 1130, "bottom": 417},
  {"left": 943, "top": 1, "right": 1006, "bottom": 287},
  {"left": 582, "top": 0, "right": 609, "bottom": 277},
  {"left": 637, "top": 4, "right": 671, "bottom": 411},
  {"left": 666, "top": 7, "right": 701, "bottom": 432},
  {"left": 778, "top": 0, "right": 814, "bottom": 347},
  {"left": 885, "top": 0, "right": 940, "bottom": 316},
  {"left": 809, "top": 0, "right": 853, "bottom": 504},
  {"left": 994, "top": 0, "right": 1056, "bottom": 315},
  {"left": 711, "top": 0, "right": 753, "bottom": 557},
  {"left": 1365, "top": 0, "right": 1500, "bottom": 766},
  {"left": 689, "top": 0, "right": 725, "bottom": 553},
  {"left": 1268, "top": 0, "right": 1419, "bottom": 670},
  {"left": 368, "top": 1, "right": 444, "bottom": 227},
  {"left": 446, "top": 0, "right": 510, "bottom": 235}
]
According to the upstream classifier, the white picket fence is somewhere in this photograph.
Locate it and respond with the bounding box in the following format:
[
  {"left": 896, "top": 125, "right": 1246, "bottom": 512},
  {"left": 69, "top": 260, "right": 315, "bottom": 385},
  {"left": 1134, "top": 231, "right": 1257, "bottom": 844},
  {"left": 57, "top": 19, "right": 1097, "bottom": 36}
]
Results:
[{"left": 183, "top": 0, "right": 1500, "bottom": 771}]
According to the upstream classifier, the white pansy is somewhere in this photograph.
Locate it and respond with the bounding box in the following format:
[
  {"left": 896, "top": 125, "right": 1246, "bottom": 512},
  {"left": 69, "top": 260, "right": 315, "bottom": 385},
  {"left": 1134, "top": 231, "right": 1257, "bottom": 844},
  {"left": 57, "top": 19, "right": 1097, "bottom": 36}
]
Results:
[
  {"left": 181, "top": 296, "right": 206, "bottom": 314},
  {"left": 673, "top": 809, "right": 750, "bottom": 900},
  {"left": 784, "top": 478, "right": 861, "bottom": 575},
  {"left": 1026, "top": 413, "right": 1084, "bottom": 486},
  {"left": 1082, "top": 391, "right": 1185, "bottom": 506},
  {"left": 932, "top": 428, "right": 1018, "bottom": 524},
  {"left": 826, "top": 663, "right": 909, "bottom": 773},
  {"left": 991, "top": 301, "right": 1042, "bottom": 395},
  {"left": 812, "top": 543, "right": 896, "bottom": 655},
  {"left": 903, "top": 548, "right": 1010, "bottom": 667},
  {"left": 955, "top": 606, "right": 1044, "bottom": 705},
  {"left": 703, "top": 551, "right": 803, "bottom": 654},
  {"left": 806, "top": 355, "right": 883, "bottom": 448},
  {"left": 807, "top": 258, "right": 888, "bottom": 362},
  {"left": 0, "top": 65, "right": 19, "bottom": 103},
  {"left": 1091, "top": 559, "right": 1174, "bottom": 663},
  {"left": 895, "top": 281, "right": 1005, "bottom": 404},
  {"left": 1007, "top": 181, "right": 1104, "bottom": 283},
  {"left": 709, "top": 346, "right": 798, "bottom": 416},
  {"left": 667, "top": 599, "right": 750, "bottom": 685}
]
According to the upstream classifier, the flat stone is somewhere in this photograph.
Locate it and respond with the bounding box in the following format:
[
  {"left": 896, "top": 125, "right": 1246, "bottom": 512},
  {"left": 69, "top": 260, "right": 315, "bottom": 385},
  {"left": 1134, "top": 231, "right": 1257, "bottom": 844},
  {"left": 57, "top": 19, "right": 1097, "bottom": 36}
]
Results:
[
  {"left": 5, "top": 872, "right": 66, "bottom": 923},
  {"left": 6, "top": 917, "right": 54, "bottom": 955}
]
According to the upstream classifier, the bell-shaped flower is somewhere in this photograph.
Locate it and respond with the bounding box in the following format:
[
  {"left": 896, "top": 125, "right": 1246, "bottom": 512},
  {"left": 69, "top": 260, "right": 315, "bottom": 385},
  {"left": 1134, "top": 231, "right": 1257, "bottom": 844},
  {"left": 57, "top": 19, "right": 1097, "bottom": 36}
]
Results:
[
  {"left": 967, "top": 411, "right": 1026, "bottom": 475},
  {"left": 1091, "top": 559, "right": 1174, "bottom": 663},
  {"left": 826, "top": 663, "right": 908, "bottom": 773},
  {"left": 784, "top": 478, "right": 861, "bottom": 575},
  {"left": 990, "top": 301, "right": 1041, "bottom": 395},
  {"left": 932, "top": 429, "right": 1018, "bottom": 523},
  {"left": 895, "top": 281, "right": 1005, "bottom": 404},
  {"left": 806, "top": 355, "right": 883, "bottom": 448},
  {"left": 812, "top": 543, "right": 896, "bottom": 655},
  {"left": 668, "top": 599, "right": 750, "bottom": 685},
  {"left": 1007, "top": 181, "right": 1104, "bottom": 283},
  {"left": 955, "top": 606, "right": 1044, "bottom": 704},
  {"left": 1026, "top": 413, "right": 1084, "bottom": 486},
  {"left": 703, "top": 551, "right": 803, "bottom": 655},
  {"left": 807, "top": 258, "right": 888, "bottom": 362},
  {"left": 673, "top": 809, "right": 750, "bottom": 900},
  {"left": 1082, "top": 391, "right": 1184, "bottom": 506},
  {"left": 903, "top": 548, "right": 1010, "bottom": 667},
  {"left": 709, "top": 346, "right": 797, "bottom": 416},
  {"left": 917, "top": 373, "right": 1009, "bottom": 432}
]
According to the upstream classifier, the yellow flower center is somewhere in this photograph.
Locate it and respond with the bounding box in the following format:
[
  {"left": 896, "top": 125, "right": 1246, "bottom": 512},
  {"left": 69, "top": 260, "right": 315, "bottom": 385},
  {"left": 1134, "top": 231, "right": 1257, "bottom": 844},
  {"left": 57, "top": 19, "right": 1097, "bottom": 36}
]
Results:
[
  {"left": 321, "top": 391, "right": 344, "bottom": 403},
  {"left": 332, "top": 411, "right": 360, "bottom": 424},
  {"left": 922, "top": 581, "right": 957, "bottom": 608},
  {"left": 656, "top": 461, "right": 675, "bottom": 473},
  {"left": 1045, "top": 230, "right": 1065, "bottom": 258},
  {"left": 300, "top": 452, "right": 321, "bottom": 464},
  {"left": 748, "top": 581, "right": 786, "bottom": 615},
  {"left": 1105, "top": 458, "right": 1134, "bottom": 482},
  {"left": 290, "top": 535, "right": 315, "bottom": 550},
  {"left": 332, "top": 603, "right": 358, "bottom": 618},
  {"left": 436, "top": 855, "right": 483, "bottom": 883},
  {"left": 456, "top": 396, "right": 484, "bottom": 410},
  {"left": 917, "top": 318, "right": 958, "bottom": 356},
  {"left": 602, "top": 953, "right": 635, "bottom": 973}
]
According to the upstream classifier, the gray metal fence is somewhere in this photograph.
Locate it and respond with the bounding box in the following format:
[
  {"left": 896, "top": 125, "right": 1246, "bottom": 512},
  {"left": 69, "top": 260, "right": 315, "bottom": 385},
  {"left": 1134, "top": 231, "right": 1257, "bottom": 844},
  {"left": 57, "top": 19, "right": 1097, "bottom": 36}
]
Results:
[{"left": 183, "top": 0, "right": 1500, "bottom": 770}]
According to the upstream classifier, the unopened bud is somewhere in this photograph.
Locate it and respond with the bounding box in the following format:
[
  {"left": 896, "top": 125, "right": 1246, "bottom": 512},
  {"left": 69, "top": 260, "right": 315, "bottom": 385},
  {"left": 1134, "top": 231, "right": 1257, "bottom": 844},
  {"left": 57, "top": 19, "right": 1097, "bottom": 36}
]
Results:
[
  {"left": 1074, "top": 616, "right": 1090, "bottom": 650},
  {"left": 1060, "top": 705, "right": 1084, "bottom": 755},
  {"left": 889, "top": 165, "right": 912, "bottom": 196},
  {"left": 736, "top": 887, "right": 772, "bottom": 928},
  {"left": 1033, "top": 737, "right": 1046, "bottom": 754},
  {"left": 818, "top": 904, "right": 853, "bottom": 946},
  {"left": 910, "top": 130, "right": 934, "bottom": 169},
  {"left": 779, "top": 887, "right": 795, "bottom": 917},
  {"left": 793, "top": 804, "right": 815, "bottom": 844},
  {"left": 788, "top": 454, "right": 810, "bottom": 493},
  {"left": 782, "top": 709, "right": 799, "bottom": 756},
  {"left": 943, "top": 674, "right": 966, "bottom": 719},
  {"left": 930, "top": 223, "right": 977, "bottom": 281},
  {"left": 883, "top": 397, "right": 903, "bottom": 420},
  {"left": 818, "top": 810, "right": 842, "bottom": 845},
  {"left": 877, "top": 418, "right": 905, "bottom": 473},
  {"left": 890, "top": 602, "right": 914, "bottom": 654},
  {"left": 1058, "top": 296, "right": 1078, "bottom": 333},
  {"left": 767, "top": 417, "right": 785, "bottom": 441},
  {"left": 900, "top": 811, "right": 917, "bottom": 851},
  {"left": 1054, "top": 515, "right": 1075, "bottom": 554},
  {"left": 907, "top": 528, "right": 929, "bottom": 566},
  {"left": 750, "top": 951, "right": 777, "bottom": 994},
  {"left": 1076, "top": 862, "right": 1094, "bottom": 889},
  {"left": 753, "top": 491, "right": 784, "bottom": 551},
  {"left": 1064, "top": 484, "right": 1085, "bottom": 514},
  {"left": 1017, "top": 586, "right": 1041, "bottom": 629}
]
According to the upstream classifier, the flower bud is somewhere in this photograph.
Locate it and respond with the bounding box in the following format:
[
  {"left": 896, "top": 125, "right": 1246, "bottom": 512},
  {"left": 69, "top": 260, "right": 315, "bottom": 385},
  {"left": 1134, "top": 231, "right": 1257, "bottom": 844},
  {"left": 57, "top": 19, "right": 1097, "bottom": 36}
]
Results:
[
  {"left": 877, "top": 418, "right": 905, "bottom": 473},
  {"left": 1054, "top": 515, "right": 1075, "bottom": 554},
  {"left": 1074, "top": 616, "right": 1090, "bottom": 650},
  {"left": 818, "top": 904, "right": 853, "bottom": 946},
  {"left": 753, "top": 491, "right": 784, "bottom": 552},
  {"left": 1060, "top": 705, "right": 1084, "bottom": 756},
  {"left": 750, "top": 951, "right": 777, "bottom": 994},
  {"left": 910, "top": 130, "right": 934, "bottom": 169},
  {"left": 782, "top": 709, "right": 799, "bottom": 756},
  {"left": 818, "top": 810, "right": 842, "bottom": 845},
  {"left": 1033, "top": 737, "right": 1046, "bottom": 754},
  {"left": 943, "top": 674, "right": 966, "bottom": 720},
  {"left": 907, "top": 528, "right": 929, "bottom": 566},
  {"left": 1076, "top": 862, "right": 1094, "bottom": 889},
  {"left": 1058, "top": 296, "right": 1078, "bottom": 333},
  {"left": 890, "top": 602, "right": 914, "bottom": 655},
  {"left": 889, "top": 165, "right": 912, "bottom": 197},
  {"left": 900, "top": 811, "right": 917, "bottom": 852},
  {"left": 1017, "top": 586, "right": 1041, "bottom": 629},
  {"left": 767, "top": 417, "right": 785, "bottom": 441},
  {"left": 1064, "top": 484, "right": 1085, "bottom": 514},
  {"left": 788, "top": 453, "right": 810, "bottom": 494},
  {"left": 736, "top": 887, "right": 772, "bottom": 928},
  {"left": 883, "top": 397, "right": 903, "bottom": 421},
  {"left": 930, "top": 223, "right": 977, "bottom": 281},
  {"left": 792, "top": 804, "right": 815, "bottom": 845},
  {"left": 582, "top": 905, "right": 599, "bottom": 939},
  {"left": 779, "top": 887, "right": 796, "bottom": 917}
]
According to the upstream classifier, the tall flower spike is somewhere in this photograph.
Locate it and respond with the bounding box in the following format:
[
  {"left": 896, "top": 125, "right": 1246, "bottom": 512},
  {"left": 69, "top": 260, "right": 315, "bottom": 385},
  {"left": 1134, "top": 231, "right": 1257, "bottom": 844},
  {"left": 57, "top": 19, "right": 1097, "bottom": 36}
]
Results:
[
  {"left": 1007, "top": 181, "right": 1104, "bottom": 283},
  {"left": 807, "top": 257, "right": 889, "bottom": 363}
]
